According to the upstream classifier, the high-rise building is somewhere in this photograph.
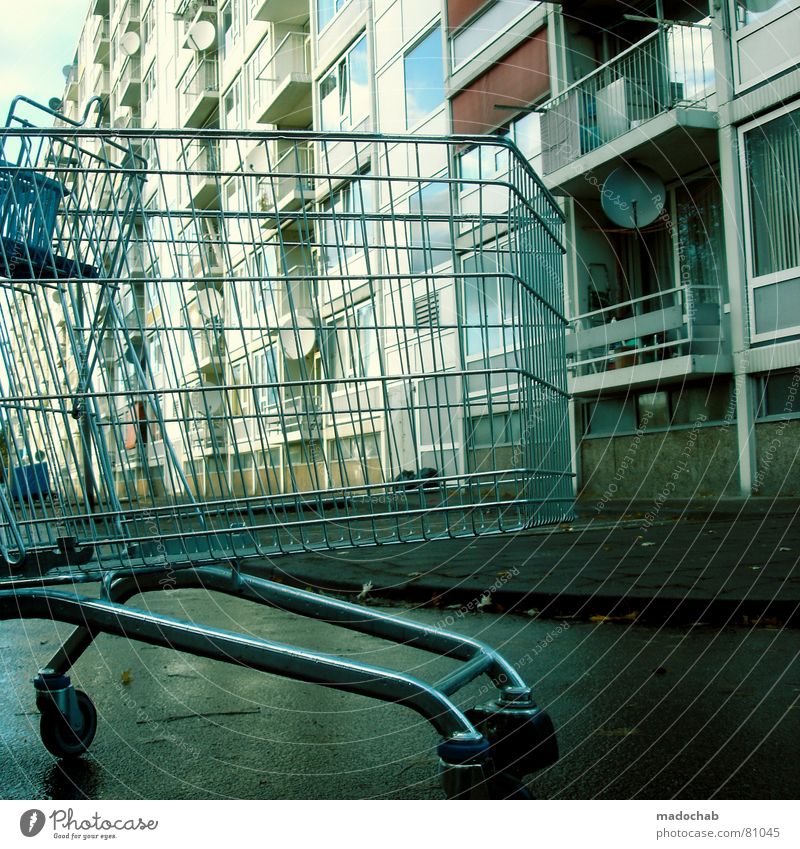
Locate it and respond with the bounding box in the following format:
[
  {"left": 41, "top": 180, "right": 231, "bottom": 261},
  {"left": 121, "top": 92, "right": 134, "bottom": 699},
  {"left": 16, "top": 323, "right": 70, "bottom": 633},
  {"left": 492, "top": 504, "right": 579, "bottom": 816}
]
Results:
[{"left": 53, "top": 0, "right": 800, "bottom": 502}]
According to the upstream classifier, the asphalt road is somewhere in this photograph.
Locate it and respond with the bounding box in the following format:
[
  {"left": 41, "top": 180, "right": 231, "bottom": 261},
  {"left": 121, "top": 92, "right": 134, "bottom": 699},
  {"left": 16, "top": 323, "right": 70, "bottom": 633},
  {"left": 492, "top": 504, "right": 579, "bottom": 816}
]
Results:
[{"left": 0, "top": 588, "right": 798, "bottom": 800}]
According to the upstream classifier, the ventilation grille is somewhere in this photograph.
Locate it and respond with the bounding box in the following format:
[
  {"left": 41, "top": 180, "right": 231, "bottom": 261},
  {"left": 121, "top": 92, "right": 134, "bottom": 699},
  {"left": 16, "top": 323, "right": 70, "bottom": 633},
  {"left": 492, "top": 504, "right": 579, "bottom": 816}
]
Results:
[{"left": 414, "top": 291, "right": 439, "bottom": 329}]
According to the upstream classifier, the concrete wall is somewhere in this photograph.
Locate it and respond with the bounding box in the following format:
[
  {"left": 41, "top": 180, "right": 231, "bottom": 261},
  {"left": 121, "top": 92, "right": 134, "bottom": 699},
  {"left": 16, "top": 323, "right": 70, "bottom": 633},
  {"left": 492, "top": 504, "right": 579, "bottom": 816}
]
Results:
[
  {"left": 753, "top": 419, "right": 800, "bottom": 496},
  {"left": 579, "top": 425, "right": 740, "bottom": 502}
]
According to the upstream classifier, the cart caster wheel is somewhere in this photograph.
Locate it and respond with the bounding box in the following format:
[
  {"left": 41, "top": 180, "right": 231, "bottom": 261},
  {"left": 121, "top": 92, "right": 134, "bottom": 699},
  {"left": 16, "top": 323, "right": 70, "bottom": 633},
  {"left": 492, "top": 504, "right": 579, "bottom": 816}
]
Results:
[{"left": 39, "top": 690, "right": 97, "bottom": 759}]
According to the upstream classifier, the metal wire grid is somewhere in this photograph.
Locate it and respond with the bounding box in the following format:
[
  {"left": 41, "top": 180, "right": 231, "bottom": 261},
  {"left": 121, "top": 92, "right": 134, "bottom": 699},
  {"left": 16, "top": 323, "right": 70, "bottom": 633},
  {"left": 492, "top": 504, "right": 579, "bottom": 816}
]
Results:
[{"left": 0, "top": 129, "right": 572, "bottom": 577}]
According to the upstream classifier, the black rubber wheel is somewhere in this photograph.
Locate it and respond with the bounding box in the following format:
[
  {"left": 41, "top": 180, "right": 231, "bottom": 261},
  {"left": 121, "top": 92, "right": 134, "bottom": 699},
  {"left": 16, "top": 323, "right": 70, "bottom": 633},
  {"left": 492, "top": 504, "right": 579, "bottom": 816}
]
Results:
[
  {"left": 487, "top": 771, "right": 534, "bottom": 799},
  {"left": 40, "top": 690, "right": 97, "bottom": 759}
]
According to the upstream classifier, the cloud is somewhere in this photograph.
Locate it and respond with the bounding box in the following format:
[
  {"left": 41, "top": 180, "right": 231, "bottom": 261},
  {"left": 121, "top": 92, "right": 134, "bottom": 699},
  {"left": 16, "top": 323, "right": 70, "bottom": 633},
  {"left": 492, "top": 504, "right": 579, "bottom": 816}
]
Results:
[{"left": 0, "top": 0, "right": 90, "bottom": 122}]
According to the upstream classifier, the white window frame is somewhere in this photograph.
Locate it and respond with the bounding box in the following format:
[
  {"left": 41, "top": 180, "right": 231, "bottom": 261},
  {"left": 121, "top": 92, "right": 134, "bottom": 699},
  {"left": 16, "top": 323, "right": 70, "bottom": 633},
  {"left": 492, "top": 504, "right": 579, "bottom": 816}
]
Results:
[
  {"left": 403, "top": 25, "right": 445, "bottom": 131},
  {"left": 739, "top": 100, "right": 800, "bottom": 344},
  {"left": 729, "top": 0, "right": 800, "bottom": 91},
  {"left": 318, "top": 33, "right": 369, "bottom": 132},
  {"left": 317, "top": 0, "right": 353, "bottom": 36}
]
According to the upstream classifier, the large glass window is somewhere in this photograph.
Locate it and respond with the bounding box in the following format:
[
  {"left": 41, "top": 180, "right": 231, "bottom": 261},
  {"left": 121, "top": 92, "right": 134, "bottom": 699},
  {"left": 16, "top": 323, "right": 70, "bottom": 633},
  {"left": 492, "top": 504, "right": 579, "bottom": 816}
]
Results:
[
  {"left": 317, "top": 0, "right": 351, "bottom": 32},
  {"left": 745, "top": 108, "right": 800, "bottom": 278},
  {"left": 463, "top": 250, "right": 516, "bottom": 357},
  {"left": 320, "top": 172, "right": 372, "bottom": 268},
  {"left": 409, "top": 180, "right": 452, "bottom": 273},
  {"left": 325, "top": 302, "right": 379, "bottom": 380},
  {"left": 736, "top": 0, "right": 793, "bottom": 27},
  {"left": 254, "top": 347, "right": 280, "bottom": 413},
  {"left": 319, "top": 35, "right": 369, "bottom": 131},
  {"left": 404, "top": 27, "right": 445, "bottom": 128}
]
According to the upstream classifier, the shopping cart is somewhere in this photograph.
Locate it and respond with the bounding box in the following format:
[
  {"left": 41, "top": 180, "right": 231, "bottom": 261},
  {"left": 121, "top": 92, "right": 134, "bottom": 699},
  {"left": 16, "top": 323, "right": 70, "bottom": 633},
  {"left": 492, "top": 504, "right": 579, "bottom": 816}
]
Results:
[{"left": 0, "top": 100, "right": 572, "bottom": 799}]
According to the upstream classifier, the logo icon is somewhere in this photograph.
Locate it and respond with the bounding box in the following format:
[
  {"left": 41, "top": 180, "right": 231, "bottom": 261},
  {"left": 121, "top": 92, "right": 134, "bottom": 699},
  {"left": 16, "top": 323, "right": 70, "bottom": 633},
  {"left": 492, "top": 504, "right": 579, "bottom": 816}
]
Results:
[{"left": 19, "top": 810, "right": 46, "bottom": 838}]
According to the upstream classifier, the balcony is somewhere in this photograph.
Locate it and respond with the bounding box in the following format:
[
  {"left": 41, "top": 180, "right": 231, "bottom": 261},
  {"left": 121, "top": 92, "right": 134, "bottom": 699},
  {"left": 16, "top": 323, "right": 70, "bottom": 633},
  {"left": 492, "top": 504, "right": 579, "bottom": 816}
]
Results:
[
  {"left": 64, "top": 63, "right": 79, "bottom": 103},
  {"left": 566, "top": 285, "right": 731, "bottom": 395},
  {"left": 180, "top": 57, "right": 219, "bottom": 128},
  {"left": 93, "top": 64, "right": 110, "bottom": 99},
  {"left": 92, "top": 0, "right": 109, "bottom": 13},
  {"left": 120, "top": 0, "right": 141, "bottom": 32},
  {"left": 253, "top": 0, "right": 309, "bottom": 25},
  {"left": 118, "top": 55, "right": 141, "bottom": 107},
  {"left": 258, "top": 142, "right": 314, "bottom": 224},
  {"left": 186, "top": 140, "right": 222, "bottom": 209},
  {"left": 540, "top": 23, "right": 717, "bottom": 196},
  {"left": 255, "top": 32, "right": 312, "bottom": 128},
  {"left": 191, "top": 331, "right": 226, "bottom": 382},
  {"left": 177, "top": 0, "right": 217, "bottom": 51},
  {"left": 92, "top": 16, "right": 110, "bottom": 62}
]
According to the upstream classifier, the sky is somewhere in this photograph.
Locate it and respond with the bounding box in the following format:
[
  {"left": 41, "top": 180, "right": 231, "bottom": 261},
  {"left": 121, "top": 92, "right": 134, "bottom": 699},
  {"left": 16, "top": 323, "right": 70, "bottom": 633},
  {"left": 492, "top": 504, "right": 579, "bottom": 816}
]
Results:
[{"left": 0, "top": 0, "right": 89, "bottom": 124}]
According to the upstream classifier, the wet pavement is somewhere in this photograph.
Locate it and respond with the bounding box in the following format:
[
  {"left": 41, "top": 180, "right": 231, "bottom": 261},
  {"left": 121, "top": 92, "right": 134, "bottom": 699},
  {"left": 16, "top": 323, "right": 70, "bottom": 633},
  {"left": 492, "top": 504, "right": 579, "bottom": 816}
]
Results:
[{"left": 0, "top": 586, "right": 798, "bottom": 800}]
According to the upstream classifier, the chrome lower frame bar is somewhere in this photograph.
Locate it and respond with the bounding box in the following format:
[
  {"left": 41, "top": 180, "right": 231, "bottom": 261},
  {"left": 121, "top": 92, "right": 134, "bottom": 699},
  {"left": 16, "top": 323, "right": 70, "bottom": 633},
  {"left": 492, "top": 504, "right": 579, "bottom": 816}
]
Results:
[{"left": 0, "top": 565, "right": 531, "bottom": 742}]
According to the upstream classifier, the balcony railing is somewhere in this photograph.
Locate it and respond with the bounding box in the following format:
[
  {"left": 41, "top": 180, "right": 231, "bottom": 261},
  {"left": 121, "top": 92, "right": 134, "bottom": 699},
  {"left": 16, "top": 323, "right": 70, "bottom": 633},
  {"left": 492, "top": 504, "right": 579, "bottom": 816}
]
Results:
[
  {"left": 566, "top": 285, "right": 723, "bottom": 378},
  {"left": 92, "top": 16, "right": 110, "bottom": 61},
  {"left": 258, "top": 142, "right": 314, "bottom": 211},
  {"left": 540, "top": 23, "right": 715, "bottom": 174},
  {"left": 256, "top": 31, "right": 310, "bottom": 99},
  {"left": 120, "top": 0, "right": 141, "bottom": 30},
  {"left": 181, "top": 56, "right": 219, "bottom": 126}
]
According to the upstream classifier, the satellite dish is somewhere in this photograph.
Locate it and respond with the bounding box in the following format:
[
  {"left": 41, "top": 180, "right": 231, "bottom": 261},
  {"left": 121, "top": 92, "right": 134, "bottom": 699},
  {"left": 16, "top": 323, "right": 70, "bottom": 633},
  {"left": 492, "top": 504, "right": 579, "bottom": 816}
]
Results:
[
  {"left": 279, "top": 314, "right": 316, "bottom": 360},
  {"left": 62, "top": 65, "right": 75, "bottom": 79},
  {"left": 195, "top": 287, "right": 223, "bottom": 320},
  {"left": 600, "top": 164, "right": 666, "bottom": 229},
  {"left": 48, "top": 97, "right": 63, "bottom": 112},
  {"left": 120, "top": 31, "right": 141, "bottom": 57},
  {"left": 191, "top": 387, "right": 224, "bottom": 416},
  {"left": 187, "top": 20, "right": 216, "bottom": 52}
]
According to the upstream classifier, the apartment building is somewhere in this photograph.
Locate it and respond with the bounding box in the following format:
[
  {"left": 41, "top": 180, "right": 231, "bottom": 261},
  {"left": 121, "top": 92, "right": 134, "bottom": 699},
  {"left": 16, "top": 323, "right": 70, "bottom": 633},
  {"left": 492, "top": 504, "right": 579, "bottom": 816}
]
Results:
[{"left": 50, "top": 0, "right": 799, "bottom": 503}]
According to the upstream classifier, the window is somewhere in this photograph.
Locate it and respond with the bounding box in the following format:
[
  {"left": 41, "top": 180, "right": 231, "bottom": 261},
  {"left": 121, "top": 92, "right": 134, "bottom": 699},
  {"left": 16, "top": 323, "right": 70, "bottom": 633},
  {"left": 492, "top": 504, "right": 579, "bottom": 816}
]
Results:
[
  {"left": 463, "top": 250, "right": 516, "bottom": 357},
  {"left": 756, "top": 370, "right": 800, "bottom": 418},
  {"left": 409, "top": 179, "right": 452, "bottom": 273},
  {"left": 317, "top": 0, "right": 351, "bottom": 32},
  {"left": 736, "top": 0, "right": 792, "bottom": 27},
  {"left": 220, "top": 0, "right": 241, "bottom": 58},
  {"left": 451, "top": 0, "right": 534, "bottom": 68},
  {"left": 320, "top": 172, "right": 372, "bottom": 268},
  {"left": 319, "top": 34, "right": 369, "bottom": 131},
  {"left": 254, "top": 347, "right": 280, "bottom": 413},
  {"left": 325, "top": 302, "right": 379, "bottom": 380},
  {"left": 143, "top": 62, "right": 156, "bottom": 102},
  {"left": 142, "top": 2, "right": 154, "bottom": 48},
  {"left": 223, "top": 76, "right": 242, "bottom": 128},
  {"left": 745, "top": 109, "right": 800, "bottom": 278},
  {"left": 404, "top": 27, "right": 444, "bottom": 128},
  {"left": 744, "top": 106, "right": 800, "bottom": 338}
]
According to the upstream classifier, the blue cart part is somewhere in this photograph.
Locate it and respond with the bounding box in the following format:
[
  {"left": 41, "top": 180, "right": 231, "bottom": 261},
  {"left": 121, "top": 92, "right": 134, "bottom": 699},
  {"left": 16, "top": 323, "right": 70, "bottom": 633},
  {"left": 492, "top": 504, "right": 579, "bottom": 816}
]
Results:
[{"left": 10, "top": 462, "right": 52, "bottom": 501}]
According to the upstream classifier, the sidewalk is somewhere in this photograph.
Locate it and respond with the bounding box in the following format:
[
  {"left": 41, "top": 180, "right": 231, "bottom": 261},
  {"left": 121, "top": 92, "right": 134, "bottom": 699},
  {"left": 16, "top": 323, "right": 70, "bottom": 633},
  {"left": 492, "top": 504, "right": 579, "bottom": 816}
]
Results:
[{"left": 260, "top": 498, "right": 800, "bottom": 626}]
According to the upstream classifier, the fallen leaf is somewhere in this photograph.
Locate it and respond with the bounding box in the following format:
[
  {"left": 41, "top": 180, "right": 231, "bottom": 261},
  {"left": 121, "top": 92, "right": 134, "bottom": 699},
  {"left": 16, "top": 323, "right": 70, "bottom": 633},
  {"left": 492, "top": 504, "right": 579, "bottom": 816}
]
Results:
[
  {"left": 357, "top": 581, "right": 373, "bottom": 600},
  {"left": 121, "top": 669, "right": 133, "bottom": 686},
  {"left": 640, "top": 541, "right": 655, "bottom": 547},
  {"left": 476, "top": 594, "right": 492, "bottom": 610},
  {"left": 525, "top": 608, "right": 540, "bottom": 617}
]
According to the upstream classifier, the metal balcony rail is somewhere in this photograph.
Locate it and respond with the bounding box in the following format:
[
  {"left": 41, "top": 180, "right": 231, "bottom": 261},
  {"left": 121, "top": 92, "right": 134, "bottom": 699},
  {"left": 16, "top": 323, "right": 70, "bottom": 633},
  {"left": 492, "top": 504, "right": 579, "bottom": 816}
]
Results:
[
  {"left": 566, "top": 284, "right": 722, "bottom": 375},
  {"left": 181, "top": 56, "right": 219, "bottom": 102},
  {"left": 93, "top": 16, "right": 109, "bottom": 46},
  {"left": 258, "top": 142, "right": 314, "bottom": 207},
  {"left": 121, "top": 0, "right": 141, "bottom": 28},
  {"left": 176, "top": 0, "right": 218, "bottom": 37},
  {"left": 256, "top": 32, "right": 310, "bottom": 98},
  {"left": 540, "top": 23, "right": 715, "bottom": 173},
  {"left": 120, "top": 55, "right": 141, "bottom": 86}
]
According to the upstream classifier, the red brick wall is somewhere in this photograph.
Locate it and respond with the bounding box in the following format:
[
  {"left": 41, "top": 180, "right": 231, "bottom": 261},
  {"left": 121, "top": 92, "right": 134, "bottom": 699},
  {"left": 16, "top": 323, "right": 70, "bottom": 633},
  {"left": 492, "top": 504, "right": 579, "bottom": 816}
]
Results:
[{"left": 451, "top": 27, "right": 549, "bottom": 134}]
